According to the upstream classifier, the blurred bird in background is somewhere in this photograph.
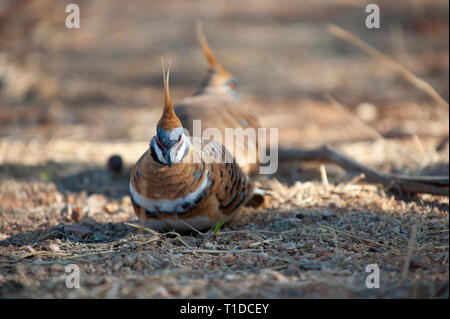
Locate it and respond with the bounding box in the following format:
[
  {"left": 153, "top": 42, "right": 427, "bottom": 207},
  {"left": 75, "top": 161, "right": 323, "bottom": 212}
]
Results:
[{"left": 175, "top": 22, "right": 261, "bottom": 176}]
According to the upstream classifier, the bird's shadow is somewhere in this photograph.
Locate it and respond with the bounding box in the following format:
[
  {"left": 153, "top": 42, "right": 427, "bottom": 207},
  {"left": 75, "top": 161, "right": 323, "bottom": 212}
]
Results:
[{"left": 0, "top": 161, "right": 131, "bottom": 200}]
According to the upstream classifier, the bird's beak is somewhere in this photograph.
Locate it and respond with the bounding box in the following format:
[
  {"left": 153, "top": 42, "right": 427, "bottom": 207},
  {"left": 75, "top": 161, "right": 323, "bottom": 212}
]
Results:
[{"left": 164, "top": 149, "right": 173, "bottom": 167}]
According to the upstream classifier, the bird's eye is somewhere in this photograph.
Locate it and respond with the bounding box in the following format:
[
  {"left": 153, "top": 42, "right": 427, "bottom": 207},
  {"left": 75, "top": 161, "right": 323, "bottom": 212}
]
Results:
[{"left": 227, "top": 77, "right": 238, "bottom": 89}]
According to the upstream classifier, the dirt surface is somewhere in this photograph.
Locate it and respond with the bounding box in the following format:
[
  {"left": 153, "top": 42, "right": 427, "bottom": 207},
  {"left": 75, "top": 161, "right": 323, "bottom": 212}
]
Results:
[{"left": 0, "top": 0, "right": 448, "bottom": 298}]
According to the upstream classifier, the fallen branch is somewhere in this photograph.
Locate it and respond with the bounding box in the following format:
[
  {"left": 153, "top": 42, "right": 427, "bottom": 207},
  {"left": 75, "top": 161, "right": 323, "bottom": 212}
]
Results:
[
  {"left": 389, "top": 174, "right": 449, "bottom": 187},
  {"left": 436, "top": 136, "right": 449, "bottom": 152},
  {"left": 279, "top": 145, "right": 449, "bottom": 196}
]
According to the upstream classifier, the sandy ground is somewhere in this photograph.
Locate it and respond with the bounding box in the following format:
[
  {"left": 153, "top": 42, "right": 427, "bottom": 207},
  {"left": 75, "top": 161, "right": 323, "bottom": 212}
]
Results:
[{"left": 0, "top": 0, "right": 448, "bottom": 298}]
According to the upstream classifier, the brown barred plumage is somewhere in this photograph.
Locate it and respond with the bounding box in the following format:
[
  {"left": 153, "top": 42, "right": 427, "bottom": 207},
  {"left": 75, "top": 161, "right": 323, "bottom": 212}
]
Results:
[{"left": 130, "top": 63, "right": 253, "bottom": 232}]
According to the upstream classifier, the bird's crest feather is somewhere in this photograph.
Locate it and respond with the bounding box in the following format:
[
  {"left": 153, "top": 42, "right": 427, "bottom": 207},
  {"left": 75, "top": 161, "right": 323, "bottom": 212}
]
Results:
[{"left": 157, "top": 58, "right": 182, "bottom": 130}]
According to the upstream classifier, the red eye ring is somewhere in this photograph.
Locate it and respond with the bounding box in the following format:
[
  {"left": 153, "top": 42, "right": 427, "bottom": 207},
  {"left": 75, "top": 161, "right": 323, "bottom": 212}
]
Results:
[{"left": 156, "top": 138, "right": 165, "bottom": 150}]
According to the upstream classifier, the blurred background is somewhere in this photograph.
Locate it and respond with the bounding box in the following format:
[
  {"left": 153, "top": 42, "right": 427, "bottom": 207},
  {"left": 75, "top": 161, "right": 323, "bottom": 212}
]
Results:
[
  {"left": 0, "top": 0, "right": 448, "bottom": 299},
  {"left": 0, "top": 0, "right": 448, "bottom": 157}
]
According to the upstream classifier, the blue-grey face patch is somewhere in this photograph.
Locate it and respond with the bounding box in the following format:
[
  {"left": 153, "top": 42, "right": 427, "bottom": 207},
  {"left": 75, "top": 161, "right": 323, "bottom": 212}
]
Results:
[
  {"left": 222, "top": 77, "right": 240, "bottom": 101},
  {"left": 226, "top": 76, "right": 238, "bottom": 88},
  {"left": 156, "top": 127, "right": 184, "bottom": 149}
]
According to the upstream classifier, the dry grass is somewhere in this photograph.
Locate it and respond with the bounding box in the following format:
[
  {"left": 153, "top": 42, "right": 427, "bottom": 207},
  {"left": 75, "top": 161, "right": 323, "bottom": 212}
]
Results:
[
  {"left": 0, "top": 0, "right": 448, "bottom": 298},
  {"left": 327, "top": 24, "right": 449, "bottom": 109},
  {"left": 0, "top": 139, "right": 448, "bottom": 298}
]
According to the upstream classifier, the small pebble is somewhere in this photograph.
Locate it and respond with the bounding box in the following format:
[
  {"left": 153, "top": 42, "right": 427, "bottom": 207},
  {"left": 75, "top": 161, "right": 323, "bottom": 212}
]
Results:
[
  {"left": 222, "top": 253, "right": 237, "bottom": 263},
  {"left": 272, "top": 272, "right": 288, "bottom": 282},
  {"left": 105, "top": 203, "right": 119, "bottom": 214},
  {"left": 71, "top": 206, "right": 82, "bottom": 222},
  {"left": 49, "top": 243, "right": 60, "bottom": 252},
  {"left": 355, "top": 102, "right": 378, "bottom": 122},
  {"left": 66, "top": 194, "right": 76, "bottom": 204},
  {"left": 311, "top": 247, "right": 327, "bottom": 256},
  {"left": 225, "top": 274, "right": 236, "bottom": 280},
  {"left": 281, "top": 242, "right": 296, "bottom": 250},
  {"left": 410, "top": 254, "right": 426, "bottom": 269}
]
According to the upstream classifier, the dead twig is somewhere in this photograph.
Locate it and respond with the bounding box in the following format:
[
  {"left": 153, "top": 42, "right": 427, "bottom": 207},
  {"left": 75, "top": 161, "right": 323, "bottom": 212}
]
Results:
[
  {"left": 319, "top": 164, "right": 329, "bottom": 186},
  {"left": 436, "top": 136, "right": 449, "bottom": 152},
  {"left": 181, "top": 247, "right": 298, "bottom": 254},
  {"left": 182, "top": 248, "right": 263, "bottom": 254},
  {"left": 325, "top": 94, "right": 385, "bottom": 140},
  {"left": 125, "top": 222, "right": 190, "bottom": 247},
  {"left": 319, "top": 224, "right": 394, "bottom": 250},
  {"left": 279, "top": 145, "right": 449, "bottom": 196},
  {"left": 389, "top": 174, "right": 449, "bottom": 187},
  {"left": 125, "top": 222, "right": 160, "bottom": 236},
  {"left": 249, "top": 236, "right": 284, "bottom": 248},
  {"left": 175, "top": 217, "right": 207, "bottom": 237},
  {"left": 342, "top": 173, "right": 366, "bottom": 188},
  {"left": 401, "top": 224, "right": 418, "bottom": 280},
  {"left": 327, "top": 24, "right": 449, "bottom": 109}
]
